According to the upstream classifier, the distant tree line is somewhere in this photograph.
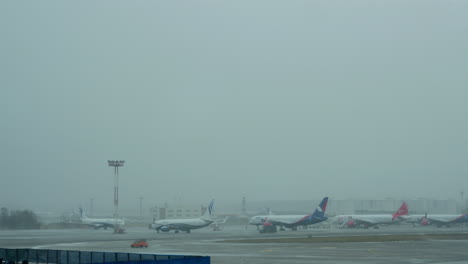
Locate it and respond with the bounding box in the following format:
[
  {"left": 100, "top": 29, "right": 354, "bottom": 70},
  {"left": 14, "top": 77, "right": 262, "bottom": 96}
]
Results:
[{"left": 0, "top": 207, "right": 41, "bottom": 229}]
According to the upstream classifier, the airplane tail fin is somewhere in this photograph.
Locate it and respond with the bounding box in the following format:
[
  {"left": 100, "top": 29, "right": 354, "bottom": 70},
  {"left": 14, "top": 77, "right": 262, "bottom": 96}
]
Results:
[
  {"left": 201, "top": 199, "right": 215, "bottom": 220},
  {"left": 420, "top": 212, "right": 430, "bottom": 225},
  {"left": 392, "top": 202, "right": 408, "bottom": 220},
  {"left": 311, "top": 197, "right": 329, "bottom": 220},
  {"left": 79, "top": 207, "right": 88, "bottom": 220}
]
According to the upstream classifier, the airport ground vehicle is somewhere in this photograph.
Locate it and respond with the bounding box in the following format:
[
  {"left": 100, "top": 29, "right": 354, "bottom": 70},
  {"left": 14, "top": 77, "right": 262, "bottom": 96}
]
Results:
[{"left": 131, "top": 239, "right": 148, "bottom": 248}]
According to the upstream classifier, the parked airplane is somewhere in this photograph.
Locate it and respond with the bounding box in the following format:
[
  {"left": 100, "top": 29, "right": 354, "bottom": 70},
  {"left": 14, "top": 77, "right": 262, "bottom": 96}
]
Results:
[
  {"left": 334, "top": 202, "right": 408, "bottom": 229},
  {"left": 408, "top": 213, "right": 468, "bottom": 227},
  {"left": 151, "top": 199, "right": 215, "bottom": 233},
  {"left": 79, "top": 208, "right": 125, "bottom": 230},
  {"left": 249, "top": 197, "right": 329, "bottom": 231}
]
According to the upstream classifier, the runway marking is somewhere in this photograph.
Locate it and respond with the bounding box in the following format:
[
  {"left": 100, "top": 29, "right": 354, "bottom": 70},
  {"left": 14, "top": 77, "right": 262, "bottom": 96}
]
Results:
[
  {"left": 367, "top": 249, "right": 384, "bottom": 255},
  {"left": 320, "top": 247, "right": 337, "bottom": 249},
  {"left": 260, "top": 249, "right": 277, "bottom": 252},
  {"left": 33, "top": 242, "right": 89, "bottom": 249}
]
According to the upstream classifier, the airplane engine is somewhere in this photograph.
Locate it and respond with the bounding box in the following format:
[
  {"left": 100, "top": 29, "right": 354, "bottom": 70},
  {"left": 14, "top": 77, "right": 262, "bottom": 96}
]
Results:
[
  {"left": 419, "top": 215, "right": 430, "bottom": 226},
  {"left": 160, "top": 226, "right": 172, "bottom": 232},
  {"left": 346, "top": 220, "right": 356, "bottom": 228}
]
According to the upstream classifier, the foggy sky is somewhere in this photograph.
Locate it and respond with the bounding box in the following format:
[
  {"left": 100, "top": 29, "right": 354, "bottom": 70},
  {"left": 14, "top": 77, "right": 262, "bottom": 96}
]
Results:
[{"left": 1, "top": 1, "right": 468, "bottom": 213}]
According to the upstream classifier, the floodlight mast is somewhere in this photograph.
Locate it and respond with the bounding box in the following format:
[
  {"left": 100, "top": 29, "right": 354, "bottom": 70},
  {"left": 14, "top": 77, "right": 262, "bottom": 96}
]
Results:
[
  {"left": 90, "top": 198, "right": 94, "bottom": 217},
  {"left": 108, "top": 160, "right": 124, "bottom": 233}
]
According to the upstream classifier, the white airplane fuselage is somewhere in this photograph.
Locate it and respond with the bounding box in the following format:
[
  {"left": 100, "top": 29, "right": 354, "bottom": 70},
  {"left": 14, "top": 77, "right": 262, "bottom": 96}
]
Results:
[
  {"left": 334, "top": 202, "right": 409, "bottom": 229},
  {"left": 152, "top": 199, "right": 215, "bottom": 233},
  {"left": 248, "top": 197, "right": 329, "bottom": 230},
  {"left": 265, "top": 215, "right": 312, "bottom": 225},
  {"left": 427, "top": 214, "right": 468, "bottom": 223},
  {"left": 334, "top": 214, "right": 407, "bottom": 228},
  {"left": 344, "top": 215, "right": 398, "bottom": 223},
  {"left": 250, "top": 215, "right": 313, "bottom": 227},
  {"left": 157, "top": 218, "right": 211, "bottom": 226},
  {"left": 82, "top": 217, "right": 125, "bottom": 229},
  {"left": 249, "top": 215, "right": 270, "bottom": 226},
  {"left": 423, "top": 214, "right": 468, "bottom": 227}
]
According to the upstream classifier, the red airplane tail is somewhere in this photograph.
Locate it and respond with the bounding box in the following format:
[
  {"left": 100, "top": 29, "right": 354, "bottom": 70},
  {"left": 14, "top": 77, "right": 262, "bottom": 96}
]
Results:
[{"left": 392, "top": 202, "right": 408, "bottom": 220}]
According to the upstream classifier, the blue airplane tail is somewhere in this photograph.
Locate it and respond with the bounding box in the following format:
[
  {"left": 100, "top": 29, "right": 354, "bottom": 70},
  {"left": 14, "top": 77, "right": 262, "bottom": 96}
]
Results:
[
  {"left": 201, "top": 199, "right": 215, "bottom": 220},
  {"left": 311, "top": 197, "right": 328, "bottom": 220}
]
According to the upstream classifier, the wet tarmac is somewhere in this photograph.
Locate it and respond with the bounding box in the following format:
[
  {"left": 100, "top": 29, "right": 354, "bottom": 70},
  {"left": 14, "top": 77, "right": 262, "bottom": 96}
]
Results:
[{"left": 1, "top": 225, "right": 468, "bottom": 263}]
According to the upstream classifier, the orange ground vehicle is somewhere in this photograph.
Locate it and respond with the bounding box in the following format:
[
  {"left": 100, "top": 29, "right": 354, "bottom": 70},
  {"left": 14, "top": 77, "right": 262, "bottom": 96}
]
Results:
[{"left": 131, "top": 239, "right": 148, "bottom": 248}]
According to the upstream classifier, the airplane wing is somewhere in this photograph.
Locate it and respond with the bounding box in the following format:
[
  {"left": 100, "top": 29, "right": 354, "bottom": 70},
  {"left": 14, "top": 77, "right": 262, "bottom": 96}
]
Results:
[
  {"left": 340, "top": 217, "right": 379, "bottom": 228},
  {"left": 267, "top": 219, "right": 296, "bottom": 226},
  {"left": 265, "top": 216, "right": 305, "bottom": 226},
  {"left": 83, "top": 222, "right": 113, "bottom": 230},
  {"left": 266, "top": 215, "right": 327, "bottom": 226},
  {"left": 214, "top": 216, "right": 229, "bottom": 224}
]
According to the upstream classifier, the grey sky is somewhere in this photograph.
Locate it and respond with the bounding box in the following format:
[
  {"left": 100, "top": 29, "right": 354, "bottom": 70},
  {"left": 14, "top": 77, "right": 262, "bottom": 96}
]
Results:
[{"left": 2, "top": 1, "right": 468, "bottom": 213}]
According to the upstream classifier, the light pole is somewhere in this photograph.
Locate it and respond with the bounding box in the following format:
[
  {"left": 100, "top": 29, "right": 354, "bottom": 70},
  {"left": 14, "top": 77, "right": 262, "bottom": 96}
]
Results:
[
  {"left": 90, "top": 198, "right": 94, "bottom": 217},
  {"left": 108, "top": 160, "right": 124, "bottom": 233},
  {"left": 242, "top": 196, "right": 246, "bottom": 216}
]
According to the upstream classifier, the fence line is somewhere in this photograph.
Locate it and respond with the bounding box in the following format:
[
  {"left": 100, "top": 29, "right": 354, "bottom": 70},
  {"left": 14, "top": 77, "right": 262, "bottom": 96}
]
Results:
[{"left": 0, "top": 248, "right": 209, "bottom": 264}]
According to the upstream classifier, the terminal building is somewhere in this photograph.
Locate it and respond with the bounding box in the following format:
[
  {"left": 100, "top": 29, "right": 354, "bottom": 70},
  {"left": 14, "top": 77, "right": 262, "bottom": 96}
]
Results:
[{"left": 150, "top": 205, "right": 206, "bottom": 220}]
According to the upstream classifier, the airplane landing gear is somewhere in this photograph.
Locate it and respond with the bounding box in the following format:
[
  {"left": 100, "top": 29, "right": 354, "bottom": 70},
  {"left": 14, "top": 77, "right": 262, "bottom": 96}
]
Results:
[{"left": 260, "top": 224, "right": 277, "bottom": 234}]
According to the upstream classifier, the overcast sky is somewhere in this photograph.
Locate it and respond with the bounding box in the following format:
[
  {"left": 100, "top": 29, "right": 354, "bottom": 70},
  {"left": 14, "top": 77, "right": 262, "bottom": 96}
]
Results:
[{"left": 1, "top": 1, "right": 468, "bottom": 213}]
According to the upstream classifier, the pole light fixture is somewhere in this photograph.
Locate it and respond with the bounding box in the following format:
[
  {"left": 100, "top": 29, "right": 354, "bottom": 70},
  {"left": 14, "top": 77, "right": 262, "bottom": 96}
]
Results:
[{"left": 108, "top": 160, "right": 125, "bottom": 233}]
